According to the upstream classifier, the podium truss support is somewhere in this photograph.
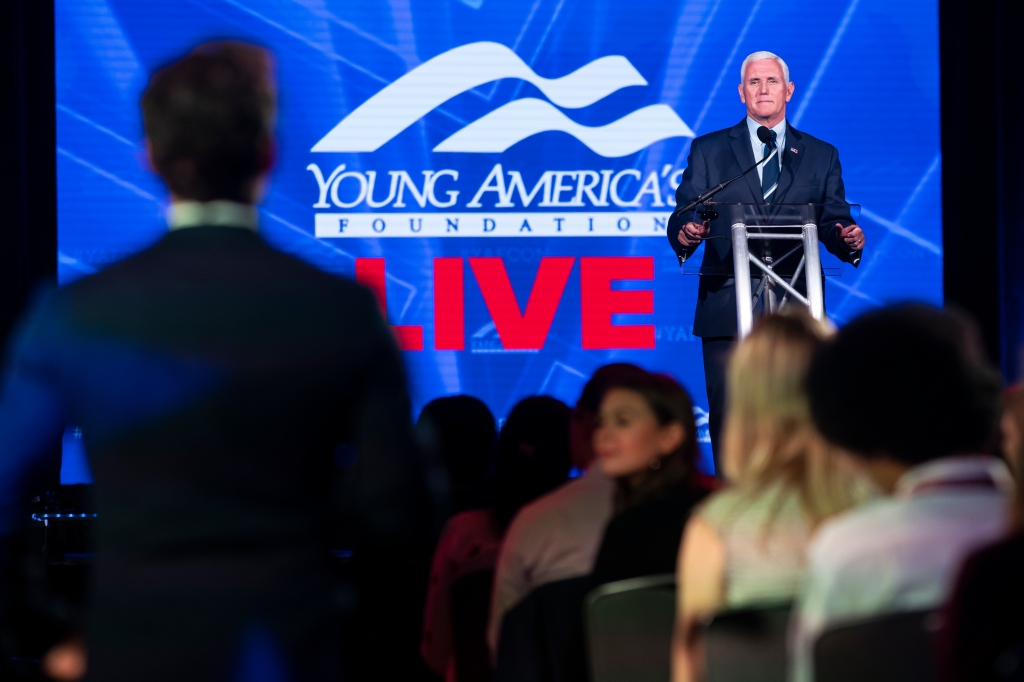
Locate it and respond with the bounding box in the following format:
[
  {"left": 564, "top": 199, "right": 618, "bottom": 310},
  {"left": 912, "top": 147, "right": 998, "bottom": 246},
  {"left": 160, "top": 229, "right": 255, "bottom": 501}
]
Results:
[
  {"left": 731, "top": 222, "right": 825, "bottom": 338},
  {"left": 731, "top": 223, "right": 754, "bottom": 337},
  {"left": 802, "top": 223, "right": 824, "bottom": 320}
]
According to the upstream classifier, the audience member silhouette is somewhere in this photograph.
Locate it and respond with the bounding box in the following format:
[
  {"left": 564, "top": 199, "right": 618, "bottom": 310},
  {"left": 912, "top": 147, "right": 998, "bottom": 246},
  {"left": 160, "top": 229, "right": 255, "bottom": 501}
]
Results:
[
  {"left": 0, "top": 42, "right": 432, "bottom": 682},
  {"left": 382, "top": 395, "right": 496, "bottom": 682},
  {"left": 789, "top": 304, "right": 1008, "bottom": 682},
  {"left": 673, "top": 311, "right": 876, "bottom": 682},
  {"left": 422, "top": 396, "right": 571, "bottom": 682},
  {"left": 487, "top": 363, "right": 644, "bottom": 655},
  {"left": 940, "top": 384, "right": 1024, "bottom": 682},
  {"left": 589, "top": 371, "right": 718, "bottom": 586},
  {"left": 417, "top": 396, "right": 498, "bottom": 516}
]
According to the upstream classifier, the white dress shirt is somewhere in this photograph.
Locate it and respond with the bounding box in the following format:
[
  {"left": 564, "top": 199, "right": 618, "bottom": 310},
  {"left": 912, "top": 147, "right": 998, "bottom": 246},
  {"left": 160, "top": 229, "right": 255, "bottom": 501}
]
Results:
[
  {"left": 788, "top": 455, "right": 1013, "bottom": 682},
  {"left": 746, "top": 116, "right": 787, "bottom": 185},
  {"left": 168, "top": 200, "right": 258, "bottom": 230}
]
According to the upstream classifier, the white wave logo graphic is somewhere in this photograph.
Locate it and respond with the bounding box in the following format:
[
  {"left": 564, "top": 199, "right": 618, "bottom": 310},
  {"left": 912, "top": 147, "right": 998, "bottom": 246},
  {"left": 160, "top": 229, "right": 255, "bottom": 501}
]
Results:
[
  {"left": 311, "top": 42, "right": 693, "bottom": 157},
  {"left": 433, "top": 98, "right": 692, "bottom": 157}
]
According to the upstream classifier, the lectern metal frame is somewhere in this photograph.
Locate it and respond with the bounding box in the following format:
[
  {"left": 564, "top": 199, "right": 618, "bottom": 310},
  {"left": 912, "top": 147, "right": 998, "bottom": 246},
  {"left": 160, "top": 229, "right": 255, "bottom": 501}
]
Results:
[{"left": 730, "top": 222, "right": 824, "bottom": 338}]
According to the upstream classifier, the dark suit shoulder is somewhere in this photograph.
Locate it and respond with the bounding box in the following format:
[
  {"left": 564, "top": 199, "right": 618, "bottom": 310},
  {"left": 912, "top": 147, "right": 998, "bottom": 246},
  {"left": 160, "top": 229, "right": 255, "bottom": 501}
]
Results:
[
  {"left": 688, "top": 121, "right": 745, "bottom": 153},
  {"left": 789, "top": 126, "right": 838, "bottom": 157},
  {"left": 59, "top": 226, "right": 385, "bottom": 347},
  {"left": 66, "top": 226, "right": 371, "bottom": 303}
]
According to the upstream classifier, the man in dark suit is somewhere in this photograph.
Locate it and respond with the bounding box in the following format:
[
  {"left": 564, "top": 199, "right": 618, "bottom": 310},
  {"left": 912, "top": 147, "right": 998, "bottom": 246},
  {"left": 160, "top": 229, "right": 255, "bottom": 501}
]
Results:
[
  {"left": 667, "top": 51, "right": 865, "bottom": 468},
  {"left": 0, "top": 42, "right": 431, "bottom": 681}
]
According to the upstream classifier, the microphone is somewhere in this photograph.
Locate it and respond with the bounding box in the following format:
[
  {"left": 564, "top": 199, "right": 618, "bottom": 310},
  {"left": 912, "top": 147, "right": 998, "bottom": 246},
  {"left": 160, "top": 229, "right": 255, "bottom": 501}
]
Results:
[{"left": 756, "top": 125, "right": 773, "bottom": 146}]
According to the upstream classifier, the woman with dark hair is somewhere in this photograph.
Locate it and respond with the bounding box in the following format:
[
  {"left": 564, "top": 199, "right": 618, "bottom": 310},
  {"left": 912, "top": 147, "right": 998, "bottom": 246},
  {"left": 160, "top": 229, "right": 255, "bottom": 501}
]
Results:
[
  {"left": 491, "top": 397, "right": 575, "bottom": 532},
  {"left": 422, "top": 397, "right": 572, "bottom": 682},
  {"left": 416, "top": 395, "right": 498, "bottom": 515},
  {"left": 589, "top": 371, "right": 717, "bottom": 585}
]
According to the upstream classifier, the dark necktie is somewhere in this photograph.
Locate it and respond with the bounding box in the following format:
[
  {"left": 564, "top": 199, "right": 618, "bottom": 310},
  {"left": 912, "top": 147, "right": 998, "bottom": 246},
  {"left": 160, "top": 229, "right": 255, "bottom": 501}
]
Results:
[{"left": 761, "top": 129, "right": 779, "bottom": 203}]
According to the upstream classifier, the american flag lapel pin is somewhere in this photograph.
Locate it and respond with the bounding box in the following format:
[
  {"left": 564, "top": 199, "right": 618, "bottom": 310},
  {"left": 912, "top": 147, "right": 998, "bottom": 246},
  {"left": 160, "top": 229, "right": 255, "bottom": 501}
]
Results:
[{"left": 790, "top": 147, "right": 799, "bottom": 154}]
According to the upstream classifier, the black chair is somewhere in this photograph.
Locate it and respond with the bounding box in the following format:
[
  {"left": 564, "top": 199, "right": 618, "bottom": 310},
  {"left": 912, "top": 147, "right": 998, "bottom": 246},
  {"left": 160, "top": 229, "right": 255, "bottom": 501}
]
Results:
[
  {"left": 584, "top": 574, "right": 676, "bottom": 682},
  {"left": 450, "top": 569, "right": 494, "bottom": 682},
  {"left": 495, "top": 576, "right": 591, "bottom": 682},
  {"left": 702, "top": 602, "right": 792, "bottom": 682},
  {"left": 814, "top": 609, "right": 940, "bottom": 682},
  {"left": 495, "top": 584, "right": 546, "bottom": 682}
]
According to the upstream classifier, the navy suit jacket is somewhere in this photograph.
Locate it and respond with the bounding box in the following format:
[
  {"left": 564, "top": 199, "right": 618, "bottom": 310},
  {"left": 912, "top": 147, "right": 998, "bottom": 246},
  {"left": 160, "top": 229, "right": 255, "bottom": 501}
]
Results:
[
  {"left": 0, "top": 226, "right": 431, "bottom": 680},
  {"left": 667, "top": 119, "right": 862, "bottom": 338}
]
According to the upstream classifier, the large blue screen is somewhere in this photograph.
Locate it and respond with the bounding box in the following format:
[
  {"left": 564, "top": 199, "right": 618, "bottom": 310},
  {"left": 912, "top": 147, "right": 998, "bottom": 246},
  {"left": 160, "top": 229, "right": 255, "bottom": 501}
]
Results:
[{"left": 55, "top": 0, "right": 940, "bottom": 470}]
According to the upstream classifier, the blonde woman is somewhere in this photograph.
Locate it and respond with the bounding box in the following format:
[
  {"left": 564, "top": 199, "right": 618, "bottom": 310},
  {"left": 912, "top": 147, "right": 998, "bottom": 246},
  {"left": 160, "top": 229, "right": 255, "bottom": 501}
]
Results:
[{"left": 672, "top": 311, "right": 876, "bottom": 682}]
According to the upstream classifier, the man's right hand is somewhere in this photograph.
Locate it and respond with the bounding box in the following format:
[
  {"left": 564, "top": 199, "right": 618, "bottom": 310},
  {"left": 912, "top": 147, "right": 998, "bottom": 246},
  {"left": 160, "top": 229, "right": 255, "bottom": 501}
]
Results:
[{"left": 677, "top": 220, "right": 710, "bottom": 248}]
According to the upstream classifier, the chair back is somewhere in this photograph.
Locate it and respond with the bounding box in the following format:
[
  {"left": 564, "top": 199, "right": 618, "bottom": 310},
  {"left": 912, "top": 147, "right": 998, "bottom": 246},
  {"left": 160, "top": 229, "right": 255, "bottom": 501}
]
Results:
[
  {"left": 495, "top": 586, "right": 547, "bottom": 682},
  {"left": 495, "top": 576, "right": 591, "bottom": 682},
  {"left": 450, "top": 569, "right": 495, "bottom": 682},
  {"left": 585, "top": 574, "right": 676, "bottom": 682},
  {"left": 814, "top": 609, "right": 939, "bottom": 682},
  {"left": 702, "top": 602, "right": 792, "bottom": 682}
]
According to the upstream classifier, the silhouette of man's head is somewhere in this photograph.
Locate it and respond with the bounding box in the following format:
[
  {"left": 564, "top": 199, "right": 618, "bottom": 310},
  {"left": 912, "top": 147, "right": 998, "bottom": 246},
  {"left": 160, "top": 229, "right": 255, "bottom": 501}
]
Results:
[
  {"left": 808, "top": 304, "right": 1001, "bottom": 466},
  {"left": 142, "top": 41, "right": 276, "bottom": 204}
]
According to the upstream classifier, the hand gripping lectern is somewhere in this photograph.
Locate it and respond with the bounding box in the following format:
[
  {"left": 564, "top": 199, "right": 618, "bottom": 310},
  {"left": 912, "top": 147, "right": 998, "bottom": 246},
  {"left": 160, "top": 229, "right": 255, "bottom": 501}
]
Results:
[{"left": 681, "top": 203, "right": 857, "bottom": 338}]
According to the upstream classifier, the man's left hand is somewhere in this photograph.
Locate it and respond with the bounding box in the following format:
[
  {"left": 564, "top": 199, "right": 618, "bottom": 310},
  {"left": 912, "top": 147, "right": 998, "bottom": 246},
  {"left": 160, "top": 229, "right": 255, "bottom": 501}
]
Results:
[{"left": 838, "top": 223, "right": 865, "bottom": 251}]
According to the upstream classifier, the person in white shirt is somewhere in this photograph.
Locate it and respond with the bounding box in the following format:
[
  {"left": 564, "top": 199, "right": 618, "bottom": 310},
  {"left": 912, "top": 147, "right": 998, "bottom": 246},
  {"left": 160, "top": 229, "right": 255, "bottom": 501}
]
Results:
[
  {"left": 486, "top": 364, "right": 643, "bottom": 657},
  {"left": 789, "top": 304, "right": 1007, "bottom": 682}
]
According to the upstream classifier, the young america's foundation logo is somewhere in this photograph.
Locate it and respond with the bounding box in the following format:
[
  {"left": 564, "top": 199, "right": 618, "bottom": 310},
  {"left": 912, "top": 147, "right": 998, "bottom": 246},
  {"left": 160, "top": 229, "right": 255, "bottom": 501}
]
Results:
[
  {"left": 311, "top": 42, "right": 694, "bottom": 157},
  {"left": 308, "top": 42, "right": 691, "bottom": 239}
]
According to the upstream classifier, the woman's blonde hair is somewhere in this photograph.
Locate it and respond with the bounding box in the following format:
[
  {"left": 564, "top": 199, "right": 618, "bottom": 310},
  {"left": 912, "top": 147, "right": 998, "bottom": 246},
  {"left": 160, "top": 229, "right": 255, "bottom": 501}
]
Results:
[{"left": 722, "top": 310, "right": 871, "bottom": 526}]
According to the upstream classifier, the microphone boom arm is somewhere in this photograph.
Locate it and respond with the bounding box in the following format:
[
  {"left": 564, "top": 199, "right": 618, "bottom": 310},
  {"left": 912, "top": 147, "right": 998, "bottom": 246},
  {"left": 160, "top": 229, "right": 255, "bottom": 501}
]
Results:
[{"left": 672, "top": 146, "right": 776, "bottom": 221}]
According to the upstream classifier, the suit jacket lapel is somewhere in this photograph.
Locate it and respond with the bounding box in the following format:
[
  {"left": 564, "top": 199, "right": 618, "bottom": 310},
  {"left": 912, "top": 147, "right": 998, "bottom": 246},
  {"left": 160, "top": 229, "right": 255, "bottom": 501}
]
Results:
[
  {"left": 774, "top": 122, "right": 805, "bottom": 204},
  {"left": 728, "top": 120, "right": 765, "bottom": 205}
]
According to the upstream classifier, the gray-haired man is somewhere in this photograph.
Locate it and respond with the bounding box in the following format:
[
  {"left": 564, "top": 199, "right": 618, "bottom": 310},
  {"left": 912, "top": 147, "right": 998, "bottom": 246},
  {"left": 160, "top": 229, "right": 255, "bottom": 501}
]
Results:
[{"left": 666, "top": 51, "right": 865, "bottom": 469}]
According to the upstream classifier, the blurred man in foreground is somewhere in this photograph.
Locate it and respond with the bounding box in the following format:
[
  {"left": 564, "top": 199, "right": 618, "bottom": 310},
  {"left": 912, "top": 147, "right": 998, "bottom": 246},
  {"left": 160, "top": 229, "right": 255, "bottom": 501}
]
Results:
[{"left": 0, "top": 42, "right": 429, "bottom": 681}]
